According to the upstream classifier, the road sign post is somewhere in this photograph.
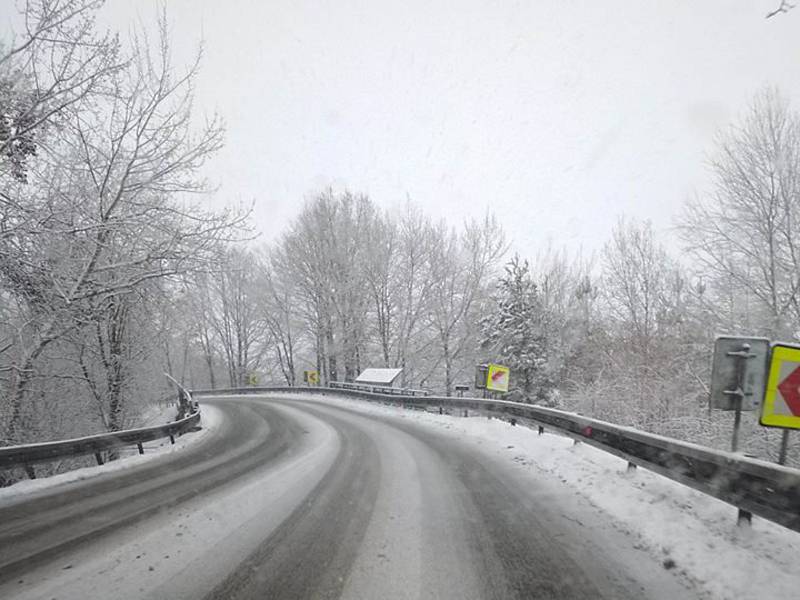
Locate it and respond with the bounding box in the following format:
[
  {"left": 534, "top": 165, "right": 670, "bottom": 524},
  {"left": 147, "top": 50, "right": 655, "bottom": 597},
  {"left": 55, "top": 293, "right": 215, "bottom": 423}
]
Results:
[
  {"left": 475, "top": 364, "right": 489, "bottom": 398},
  {"left": 730, "top": 346, "right": 754, "bottom": 527},
  {"left": 709, "top": 336, "right": 770, "bottom": 452},
  {"left": 709, "top": 336, "right": 770, "bottom": 528},
  {"left": 778, "top": 430, "right": 790, "bottom": 465},
  {"left": 728, "top": 344, "right": 756, "bottom": 452}
]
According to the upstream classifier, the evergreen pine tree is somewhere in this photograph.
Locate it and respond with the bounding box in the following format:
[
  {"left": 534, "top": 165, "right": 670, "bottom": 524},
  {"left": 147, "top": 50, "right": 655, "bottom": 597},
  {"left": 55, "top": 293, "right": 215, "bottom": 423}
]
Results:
[{"left": 480, "top": 255, "right": 556, "bottom": 404}]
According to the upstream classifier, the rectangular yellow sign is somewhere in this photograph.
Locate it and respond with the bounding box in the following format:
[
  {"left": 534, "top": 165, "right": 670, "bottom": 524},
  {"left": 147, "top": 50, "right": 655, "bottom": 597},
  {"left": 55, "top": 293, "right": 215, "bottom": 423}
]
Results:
[
  {"left": 761, "top": 344, "right": 800, "bottom": 430},
  {"left": 486, "top": 363, "right": 510, "bottom": 393}
]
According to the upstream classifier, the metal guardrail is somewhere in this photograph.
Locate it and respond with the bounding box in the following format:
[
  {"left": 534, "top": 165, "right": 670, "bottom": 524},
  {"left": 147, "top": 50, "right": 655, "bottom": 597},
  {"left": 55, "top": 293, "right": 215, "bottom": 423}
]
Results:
[
  {"left": 0, "top": 407, "right": 201, "bottom": 477},
  {"left": 329, "top": 380, "right": 430, "bottom": 397},
  {"left": 193, "top": 385, "right": 800, "bottom": 533}
]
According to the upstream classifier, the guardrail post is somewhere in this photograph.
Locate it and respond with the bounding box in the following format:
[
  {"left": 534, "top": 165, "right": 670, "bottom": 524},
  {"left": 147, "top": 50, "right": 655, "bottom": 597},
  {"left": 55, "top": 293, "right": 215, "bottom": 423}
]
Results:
[
  {"left": 24, "top": 464, "right": 35, "bottom": 480},
  {"left": 538, "top": 426, "right": 544, "bottom": 435},
  {"left": 137, "top": 442, "right": 144, "bottom": 455},
  {"left": 94, "top": 452, "right": 104, "bottom": 466},
  {"left": 737, "top": 509, "right": 752, "bottom": 527},
  {"left": 169, "top": 434, "right": 175, "bottom": 444}
]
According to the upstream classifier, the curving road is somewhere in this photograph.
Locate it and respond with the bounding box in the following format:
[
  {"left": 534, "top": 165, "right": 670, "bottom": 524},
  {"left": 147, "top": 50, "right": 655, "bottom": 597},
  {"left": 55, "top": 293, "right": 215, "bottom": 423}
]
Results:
[{"left": 0, "top": 395, "right": 693, "bottom": 599}]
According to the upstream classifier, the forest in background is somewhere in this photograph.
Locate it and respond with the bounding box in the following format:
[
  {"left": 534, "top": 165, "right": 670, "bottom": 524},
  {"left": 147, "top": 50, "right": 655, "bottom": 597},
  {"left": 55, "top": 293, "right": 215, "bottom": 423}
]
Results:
[{"left": 1, "top": 1, "right": 799, "bottom": 476}]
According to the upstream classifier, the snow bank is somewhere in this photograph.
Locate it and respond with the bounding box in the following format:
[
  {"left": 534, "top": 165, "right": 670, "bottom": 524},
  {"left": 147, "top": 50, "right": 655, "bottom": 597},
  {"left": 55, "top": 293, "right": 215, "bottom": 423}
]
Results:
[
  {"left": 291, "top": 393, "right": 800, "bottom": 600},
  {"left": 0, "top": 405, "right": 221, "bottom": 505}
]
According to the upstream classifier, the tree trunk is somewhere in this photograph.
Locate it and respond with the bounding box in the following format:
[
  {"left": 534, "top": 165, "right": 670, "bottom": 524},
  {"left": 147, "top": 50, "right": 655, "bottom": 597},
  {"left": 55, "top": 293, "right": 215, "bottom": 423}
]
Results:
[
  {"left": 326, "top": 325, "right": 337, "bottom": 382},
  {"left": 5, "top": 328, "right": 55, "bottom": 444},
  {"left": 443, "top": 337, "right": 453, "bottom": 397},
  {"left": 205, "top": 348, "right": 216, "bottom": 389},
  {"left": 6, "top": 359, "right": 34, "bottom": 444}
]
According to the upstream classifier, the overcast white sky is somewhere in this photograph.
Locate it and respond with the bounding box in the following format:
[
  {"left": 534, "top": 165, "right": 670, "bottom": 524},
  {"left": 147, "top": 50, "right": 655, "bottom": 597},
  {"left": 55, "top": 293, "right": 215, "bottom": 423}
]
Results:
[{"left": 5, "top": 1, "right": 800, "bottom": 259}]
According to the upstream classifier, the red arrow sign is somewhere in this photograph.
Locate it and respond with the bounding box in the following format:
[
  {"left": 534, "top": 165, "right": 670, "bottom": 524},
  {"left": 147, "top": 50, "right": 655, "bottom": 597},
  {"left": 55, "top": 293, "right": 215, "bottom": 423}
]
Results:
[
  {"left": 491, "top": 370, "right": 506, "bottom": 382},
  {"left": 777, "top": 365, "right": 800, "bottom": 416}
]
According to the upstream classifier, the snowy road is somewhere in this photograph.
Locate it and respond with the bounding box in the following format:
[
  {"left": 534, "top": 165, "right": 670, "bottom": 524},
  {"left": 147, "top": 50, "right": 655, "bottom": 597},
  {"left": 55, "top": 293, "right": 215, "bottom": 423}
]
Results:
[{"left": 0, "top": 395, "right": 692, "bottom": 599}]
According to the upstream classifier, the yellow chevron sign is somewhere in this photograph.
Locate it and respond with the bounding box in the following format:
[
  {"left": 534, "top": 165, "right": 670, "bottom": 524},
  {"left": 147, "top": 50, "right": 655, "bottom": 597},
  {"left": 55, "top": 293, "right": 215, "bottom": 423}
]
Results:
[
  {"left": 761, "top": 344, "right": 800, "bottom": 430},
  {"left": 486, "top": 363, "right": 510, "bottom": 393}
]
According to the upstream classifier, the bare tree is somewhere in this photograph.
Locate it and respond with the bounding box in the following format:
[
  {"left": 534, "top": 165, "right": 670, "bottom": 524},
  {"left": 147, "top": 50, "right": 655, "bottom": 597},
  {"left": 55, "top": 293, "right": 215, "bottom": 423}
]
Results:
[
  {"left": 278, "top": 189, "right": 379, "bottom": 383},
  {"left": 390, "top": 205, "right": 439, "bottom": 387},
  {"left": 596, "top": 218, "right": 700, "bottom": 428},
  {"left": 257, "top": 248, "right": 302, "bottom": 385},
  {"left": 0, "top": 8, "right": 247, "bottom": 443},
  {"left": 72, "top": 289, "right": 159, "bottom": 433},
  {"left": 678, "top": 88, "right": 800, "bottom": 340},
  {"left": 0, "top": 0, "right": 122, "bottom": 183},
  {"left": 428, "top": 214, "right": 506, "bottom": 395},
  {"left": 279, "top": 192, "right": 340, "bottom": 383},
  {"left": 363, "top": 214, "right": 397, "bottom": 367},
  {"left": 205, "top": 249, "right": 266, "bottom": 387},
  {"left": 529, "top": 245, "right": 598, "bottom": 399},
  {"left": 603, "top": 218, "right": 675, "bottom": 352},
  {"left": 185, "top": 274, "right": 220, "bottom": 389}
]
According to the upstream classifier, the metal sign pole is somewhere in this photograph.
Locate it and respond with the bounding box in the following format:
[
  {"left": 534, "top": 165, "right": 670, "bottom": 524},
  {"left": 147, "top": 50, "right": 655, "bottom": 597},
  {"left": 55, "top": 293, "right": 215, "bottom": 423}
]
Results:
[
  {"left": 725, "top": 343, "right": 753, "bottom": 453},
  {"left": 731, "top": 404, "right": 742, "bottom": 452},
  {"left": 778, "top": 430, "right": 790, "bottom": 465},
  {"left": 724, "top": 343, "right": 754, "bottom": 526}
]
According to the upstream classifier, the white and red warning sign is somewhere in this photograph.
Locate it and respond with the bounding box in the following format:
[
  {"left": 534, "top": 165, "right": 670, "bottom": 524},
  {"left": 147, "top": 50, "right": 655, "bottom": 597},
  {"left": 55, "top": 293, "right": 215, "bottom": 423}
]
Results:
[
  {"left": 486, "top": 363, "right": 510, "bottom": 393},
  {"left": 761, "top": 343, "right": 800, "bottom": 430}
]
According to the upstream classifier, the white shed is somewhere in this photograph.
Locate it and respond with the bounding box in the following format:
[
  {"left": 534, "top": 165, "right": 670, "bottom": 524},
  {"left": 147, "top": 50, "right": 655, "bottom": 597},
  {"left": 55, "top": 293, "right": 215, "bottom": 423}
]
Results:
[{"left": 355, "top": 368, "right": 403, "bottom": 388}]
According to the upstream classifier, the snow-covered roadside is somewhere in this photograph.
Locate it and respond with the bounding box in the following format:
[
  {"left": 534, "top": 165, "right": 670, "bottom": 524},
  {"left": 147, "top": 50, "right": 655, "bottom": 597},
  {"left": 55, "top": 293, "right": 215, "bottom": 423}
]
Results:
[
  {"left": 287, "top": 393, "right": 800, "bottom": 600},
  {"left": 0, "top": 405, "right": 222, "bottom": 505},
  {"left": 138, "top": 402, "right": 181, "bottom": 427}
]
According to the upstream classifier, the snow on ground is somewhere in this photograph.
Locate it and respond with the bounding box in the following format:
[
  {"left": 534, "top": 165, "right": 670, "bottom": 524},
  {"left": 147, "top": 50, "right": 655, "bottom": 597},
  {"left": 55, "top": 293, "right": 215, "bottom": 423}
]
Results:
[
  {"left": 139, "top": 402, "right": 181, "bottom": 427},
  {"left": 289, "top": 393, "right": 800, "bottom": 600},
  {"left": 0, "top": 404, "right": 222, "bottom": 505}
]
